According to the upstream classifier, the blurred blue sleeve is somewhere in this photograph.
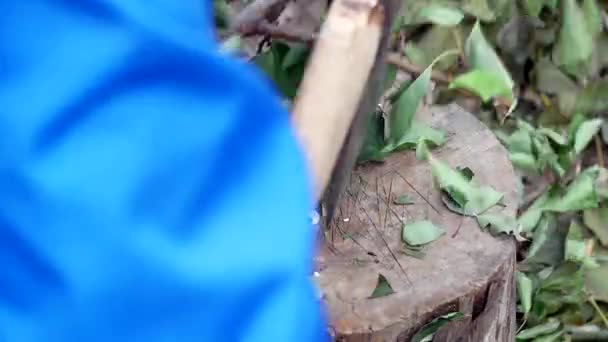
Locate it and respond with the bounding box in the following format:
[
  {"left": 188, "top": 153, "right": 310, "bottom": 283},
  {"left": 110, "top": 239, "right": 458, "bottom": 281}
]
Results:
[{"left": 0, "top": 1, "right": 327, "bottom": 341}]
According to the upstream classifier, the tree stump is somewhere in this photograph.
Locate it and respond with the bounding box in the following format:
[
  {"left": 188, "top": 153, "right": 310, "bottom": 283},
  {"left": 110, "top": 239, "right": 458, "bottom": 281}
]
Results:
[{"left": 315, "top": 105, "right": 518, "bottom": 341}]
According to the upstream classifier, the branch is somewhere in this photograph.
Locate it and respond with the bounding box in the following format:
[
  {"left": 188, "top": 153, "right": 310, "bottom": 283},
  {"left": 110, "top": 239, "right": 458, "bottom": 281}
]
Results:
[
  {"left": 386, "top": 53, "right": 452, "bottom": 84},
  {"left": 230, "top": 0, "right": 290, "bottom": 32},
  {"left": 239, "top": 21, "right": 317, "bottom": 43},
  {"left": 234, "top": 23, "right": 454, "bottom": 86}
]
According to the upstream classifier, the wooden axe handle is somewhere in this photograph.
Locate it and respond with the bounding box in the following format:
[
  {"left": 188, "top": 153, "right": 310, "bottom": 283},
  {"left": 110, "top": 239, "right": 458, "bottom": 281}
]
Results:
[{"left": 291, "top": 0, "right": 401, "bottom": 218}]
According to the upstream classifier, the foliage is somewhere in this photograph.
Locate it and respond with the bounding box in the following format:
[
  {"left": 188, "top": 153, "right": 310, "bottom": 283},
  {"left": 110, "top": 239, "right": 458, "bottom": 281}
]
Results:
[{"left": 218, "top": 0, "right": 608, "bottom": 338}]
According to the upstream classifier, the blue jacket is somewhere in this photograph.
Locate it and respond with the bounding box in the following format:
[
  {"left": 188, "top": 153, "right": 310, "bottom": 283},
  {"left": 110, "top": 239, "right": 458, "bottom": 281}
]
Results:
[{"left": 0, "top": 1, "right": 326, "bottom": 341}]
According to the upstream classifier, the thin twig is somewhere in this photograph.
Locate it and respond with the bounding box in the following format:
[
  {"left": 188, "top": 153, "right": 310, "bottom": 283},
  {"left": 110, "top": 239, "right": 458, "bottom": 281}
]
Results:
[
  {"left": 240, "top": 21, "right": 317, "bottom": 43},
  {"left": 360, "top": 206, "right": 413, "bottom": 287},
  {"left": 395, "top": 170, "right": 442, "bottom": 215},
  {"left": 234, "top": 22, "right": 458, "bottom": 88},
  {"left": 595, "top": 134, "right": 605, "bottom": 168},
  {"left": 346, "top": 188, "right": 393, "bottom": 256},
  {"left": 452, "top": 215, "right": 466, "bottom": 238},
  {"left": 357, "top": 175, "right": 406, "bottom": 225},
  {"left": 386, "top": 53, "right": 452, "bottom": 84},
  {"left": 589, "top": 296, "right": 608, "bottom": 328},
  {"left": 231, "top": 0, "right": 290, "bottom": 31}
]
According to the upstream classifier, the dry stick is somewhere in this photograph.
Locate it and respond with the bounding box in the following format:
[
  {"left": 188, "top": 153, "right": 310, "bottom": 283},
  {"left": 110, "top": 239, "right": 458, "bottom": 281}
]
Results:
[
  {"left": 595, "top": 135, "right": 605, "bottom": 168},
  {"left": 239, "top": 20, "right": 317, "bottom": 43},
  {"left": 395, "top": 170, "right": 442, "bottom": 215},
  {"left": 360, "top": 205, "right": 413, "bottom": 287},
  {"left": 234, "top": 21, "right": 459, "bottom": 89},
  {"left": 230, "top": 0, "right": 289, "bottom": 31},
  {"left": 386, "top": 53, "right": 452, "bottom": 84},
  {"left": 346, "top": 188, "right": 395, "bottom": 259},
  {"left": 356, "top": 174, "right": 406, "bottom": 225}
]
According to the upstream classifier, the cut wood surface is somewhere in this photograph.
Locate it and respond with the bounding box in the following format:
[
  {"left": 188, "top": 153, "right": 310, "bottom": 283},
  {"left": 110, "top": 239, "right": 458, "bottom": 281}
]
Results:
[{"left": 315, "top": 104, "right": 518, "bottom": 341}]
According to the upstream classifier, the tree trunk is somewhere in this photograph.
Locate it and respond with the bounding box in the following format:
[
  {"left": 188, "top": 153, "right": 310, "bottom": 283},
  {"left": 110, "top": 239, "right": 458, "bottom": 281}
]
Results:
[{"left": 315, "top": 104, "right": 518, "bottom": 341}]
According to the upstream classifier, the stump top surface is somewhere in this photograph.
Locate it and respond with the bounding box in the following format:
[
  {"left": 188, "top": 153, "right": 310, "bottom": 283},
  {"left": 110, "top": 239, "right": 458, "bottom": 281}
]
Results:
[{"left": 316, "top": 105, "right": 518, "bottom": 338}]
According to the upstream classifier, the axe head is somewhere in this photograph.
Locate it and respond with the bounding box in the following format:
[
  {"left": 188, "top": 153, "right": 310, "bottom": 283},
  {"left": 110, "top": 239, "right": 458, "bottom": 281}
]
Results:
[{"left": 320, "top": 0, "right": 401, "bottom": 228}]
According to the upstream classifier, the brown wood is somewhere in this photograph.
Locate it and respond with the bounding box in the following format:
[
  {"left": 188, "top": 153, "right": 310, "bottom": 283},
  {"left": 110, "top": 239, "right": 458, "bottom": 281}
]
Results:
[
  {"left": 315, "top": 104, "right": 517, "bottom": 341},
  {"left": 291, "top": 0, "right": 385, "bottom": 200},
  {"left": 321, "top": 0, "right": 402, "bottom": 224},
  {"left": 290, "top": 0, "right": 402, "bottom": 206}
]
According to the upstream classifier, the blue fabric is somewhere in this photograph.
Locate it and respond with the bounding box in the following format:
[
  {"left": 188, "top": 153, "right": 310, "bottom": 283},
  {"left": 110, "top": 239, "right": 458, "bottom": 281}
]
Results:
[{"left": 0, "top": 1, "right": 326, "bottom": 341}]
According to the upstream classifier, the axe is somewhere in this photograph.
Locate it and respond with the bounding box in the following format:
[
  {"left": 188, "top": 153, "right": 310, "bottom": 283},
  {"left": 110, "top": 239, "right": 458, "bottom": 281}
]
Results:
[{"left": 291, "top": 0, "right": 401, "bottom": 227}]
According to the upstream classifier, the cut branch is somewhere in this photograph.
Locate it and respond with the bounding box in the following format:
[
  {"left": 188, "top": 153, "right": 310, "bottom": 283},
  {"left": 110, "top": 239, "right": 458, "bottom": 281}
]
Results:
[
  {"left": 230, "top": 0, "right": 290, "bottom": 32},
  {"left": 386, "top": 53, "right": 452, "bottom": 84},
  {"left": 239, "top": 20, "right": 316, "bottom": 43},
  {"left": 234, "top": 23, "right": 454, "bottom": 86}
]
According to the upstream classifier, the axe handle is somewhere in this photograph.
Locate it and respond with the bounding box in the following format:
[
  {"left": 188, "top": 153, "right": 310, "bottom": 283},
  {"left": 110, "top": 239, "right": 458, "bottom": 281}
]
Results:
[{"left": 291, "top": 0, "right": 401, "bottom": 220}]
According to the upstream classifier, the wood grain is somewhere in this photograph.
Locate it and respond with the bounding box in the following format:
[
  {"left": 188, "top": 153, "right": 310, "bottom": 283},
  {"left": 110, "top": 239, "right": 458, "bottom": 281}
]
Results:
[{"left": 316, "top": 105, "right": 517, "bottom": 341}]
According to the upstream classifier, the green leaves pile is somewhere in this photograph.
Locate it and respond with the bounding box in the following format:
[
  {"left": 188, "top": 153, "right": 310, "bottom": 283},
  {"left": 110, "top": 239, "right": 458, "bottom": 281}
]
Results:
[{"left": 388, "top": 2, "right": 608, "bottom": 339}]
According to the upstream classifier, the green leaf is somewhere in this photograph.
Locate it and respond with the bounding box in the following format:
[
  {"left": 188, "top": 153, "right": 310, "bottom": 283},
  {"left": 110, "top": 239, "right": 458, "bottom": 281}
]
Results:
[
  {"left": 535, "top": 57, "right": 579, "bottom": 96},
  {"left": 358, "top": 113, "right": 390, "bottom": 163},
  {"left": 538, "top": 128, "right": 568, "bottom": 146},
  {"left": 402, "top": 220, "right": 446, "bottom": 246},
  {"left": 583, "top": 209, "right": 608, "bottom": 247},
  {"left": 574, "top": 118, "right": 603, "bottom": 154},
  {"left": 383, "top": 63, "right": 397, "bottom": 92},
  {"left": 465, "top": 21, "right": 515, "bottom": 101},
  {"left": 552, "top": 0, "right": 594, "bottom": 74},
  {"left": 541, "top": 262, "right": 585, "bottom": 292},
  {"left": 565, "top": 325, "right": 608, "bottom": 340},
  {"left": 386, "top": 120, "right": 447, "bottom": 152},
  {"left": 569, "top": 113, "right": 588, "bottom": 143},
  {"left": 213, "top": 0, "right": 232, "bottom": 29},
  {"left": 462, "top": 0, "right": 495, "bottom": 22},
  {"left": 583, "top": 0, "right": 602, "bottom": 38},
  {"left": 510, "top": 152, "right": 538, "bottom": 171},
  {"left": 404, "top": 42, "right": 429, "bottom": 68},
  {"left": 431, "top": 158, "right": 476, "bottom": 208},
  {"left": 530, "top": 330, "right": 564, "bottom": 342},
  {"left": 477, "top": 212, "right": 518, "bottom": 235},
  {"left": 449, "top": 70, "right": 512, "bottom": 102},
  {"left": 389, "top": 65, "right": 432, "bottom": 145},
  {"left": 219, "top": 35, "right": 243, "bottom": 54},
  {"left": 394, "top": 194, "right": 415, "bottom": 205},
  {"left": 517, "top": 271, "right": 534, "bottom": 316},
  {"left": 416, "top": 139, "right": 430, "bottom": 161},
  {"left": 402, "top": 245, "right": 426, "bottom": 259},
  {"left": 410, "top": 312, "right": 464, "bottom": 342},
  {"left": 563, "top": 80, "right": 608, "bottom": 118},
  {"left": 565, "top": 221, "right": 589, "bottom": 264},
  {"left": 465, "top": 186, "right": 504, "bottom": 216},
  {"left": 441, "top": 190, "right": 471, "bottom": 216},
  {"left": 253, "top": 42, "right": 301, "bottom": 99},
  {"left": 517, "top": 318, "right": 561, "bottom": 339},
  {"left": 585, "top": 263, "right": 608, "bottom": 302},
  {"left": 507, "top": 128, "right": 534, "bottom": 154},
  {"left": 418, "top": 4, "right": 464, "bottom": 26},
  {"left": 389, "top": 49, "right": 457, "bottom": 145},
  {"left": 281, "top": 44, "right": 310, "bottom": 70},
  {"left": 406, "top": 26, "right": 460, "bottom": 70},
  {"left": 519, "top": 191, "right": 552, "bottom": 233},
  {"left": 524, "top": 214, "right": 565, "bottom": 266},
  {"left": 430, "top": 157, "right": 503, "bottom": 215},
  {"left": 369, "top": 273, "right": 396, "bottom": 299},
  {"left": 543, "top": 172, "right": 599, "bottom": 212},
  {"left": 523, "top": 0, "right": 551, "bottom": 17},
  {"left": 458, "top": 167, "right": 475, "bottom": 181}
]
